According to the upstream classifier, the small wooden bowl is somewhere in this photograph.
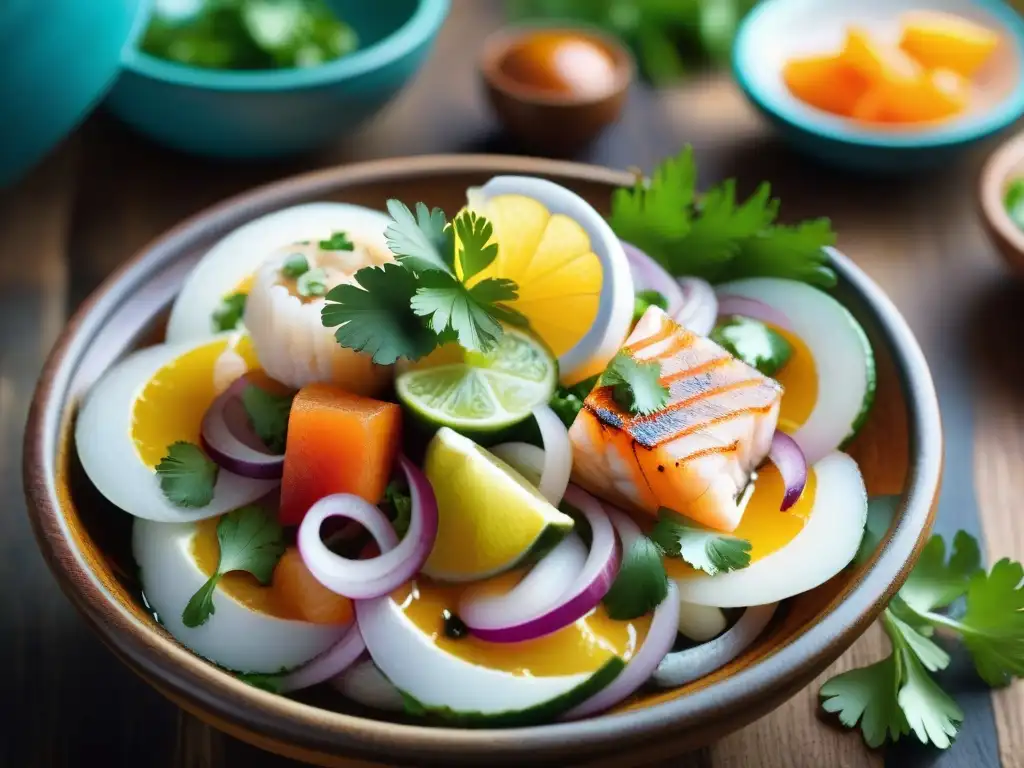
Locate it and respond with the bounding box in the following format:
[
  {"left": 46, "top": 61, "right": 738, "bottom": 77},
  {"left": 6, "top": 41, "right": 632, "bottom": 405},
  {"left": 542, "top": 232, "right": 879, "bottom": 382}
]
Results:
[
  {"left": 479, "top": 25, "right": 634, "bottom": 155},
  {"left": 979, "top": 130, "right": 1024, "bottom": 274}
]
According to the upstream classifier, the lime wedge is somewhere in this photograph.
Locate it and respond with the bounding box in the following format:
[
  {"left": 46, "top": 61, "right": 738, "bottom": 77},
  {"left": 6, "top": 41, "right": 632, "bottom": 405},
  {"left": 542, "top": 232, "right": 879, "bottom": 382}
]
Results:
[
  {"left": 422, "top": 427, "right": 573, "bottom": 581},
  {"left": 396, "top": 327, "right": 557, "bottom": 433}
]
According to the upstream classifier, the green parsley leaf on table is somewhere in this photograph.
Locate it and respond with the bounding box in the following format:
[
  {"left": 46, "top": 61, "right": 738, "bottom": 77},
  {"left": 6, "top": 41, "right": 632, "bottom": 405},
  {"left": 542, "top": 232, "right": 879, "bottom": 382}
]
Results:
[
  {"left": 898, "top": 531, "right": 982, "bottom": 615},
  {"left": 384, "top": 199, "right": 454, "bottom": 274},
  {"left": 710, "top": 315, "right": 792, "bottom": 377},
  {"left": 957, "top": 558, "right": 1024, "bottom": 686},
  {"left": 212, "top": 292, "right": 247, "bottom": 332},
  {"left": 820, "top": 652, "right": 909, "bottom": 748},
  {"left": 280, "top": 252, "right": 310, "bottom": 278},
  {"left": 602, "top": 536, "right": 668, "bottom": 620},
  {"left": 322, "top": 263, "right": 440, "bottom": 365},
  {"left": 182, "top": 505, "right": 286, "bottom": 628},
  {"left": 651, "top": 508, "right": 751, "bottom": 576},
  {"left": 601, "top": 351, "right": 669, "bottom": 416},
  {"left": 241, "top": 384, "right": 295, "bottom": 454},
  {"left": 319, "top": 231, "right": 354, "bottom": 251},
  {"left": 384, "top": 480, "right": 413, "bottom": 539},
  {"left": 155, "top": 442, "right": 218, "bottom": 508},
  {"left": 453, "top": 210, "right": 498, "bottom": 281},
  {"left": 297, "top": 267, "right": 328, "bottom": 297},
  {"left": 893, "top": 634, "right": 963, "bottom": 749}
]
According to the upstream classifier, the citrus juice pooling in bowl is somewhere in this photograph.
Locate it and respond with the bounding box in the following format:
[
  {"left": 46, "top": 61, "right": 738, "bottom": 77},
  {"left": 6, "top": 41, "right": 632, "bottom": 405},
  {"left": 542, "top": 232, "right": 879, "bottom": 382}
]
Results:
[{"left": 73, "top": 147, "right": 878, "bottom": 725}]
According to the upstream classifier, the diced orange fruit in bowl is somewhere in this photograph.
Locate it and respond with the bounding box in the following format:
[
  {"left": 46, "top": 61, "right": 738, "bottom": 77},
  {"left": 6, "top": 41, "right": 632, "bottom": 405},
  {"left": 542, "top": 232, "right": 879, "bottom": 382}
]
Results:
[
  {"left": 783, "top": 54, "right": 869, "bottom": 116},
  {"left": 899, "top": 11, "right": 1001, "bottom": 79}
]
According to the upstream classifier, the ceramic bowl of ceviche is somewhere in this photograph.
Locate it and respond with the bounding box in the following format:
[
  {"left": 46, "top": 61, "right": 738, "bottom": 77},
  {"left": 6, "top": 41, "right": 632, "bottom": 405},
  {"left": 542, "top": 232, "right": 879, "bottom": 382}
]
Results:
[{"left": 24, "top": 151, "right": 941, "bottom": 767}]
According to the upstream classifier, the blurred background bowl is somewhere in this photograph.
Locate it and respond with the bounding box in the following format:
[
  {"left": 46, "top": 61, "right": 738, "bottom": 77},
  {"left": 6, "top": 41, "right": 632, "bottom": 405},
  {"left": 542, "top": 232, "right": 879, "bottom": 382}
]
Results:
[
  {"left": 979, "top": 129, "right": 1024, "bottom": 273},
  {"left": 106, "top": 0, "right": 449, "bottom": 159},
  {"left": 0, "top": 0, "right": 144, "bottom": 186},
  {"left": 733, "top": 0, "right": 1024, "bottom": 172}
]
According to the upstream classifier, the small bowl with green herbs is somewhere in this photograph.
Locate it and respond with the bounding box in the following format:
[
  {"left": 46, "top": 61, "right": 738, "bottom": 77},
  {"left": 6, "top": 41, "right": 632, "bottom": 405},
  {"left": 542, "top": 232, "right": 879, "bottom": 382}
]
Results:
[
  {"left": 105, "top": 0, "right": 449, "bottom": 158},
  {"left": 980, "top": 130, "right": 1024, "bottom": 274}
]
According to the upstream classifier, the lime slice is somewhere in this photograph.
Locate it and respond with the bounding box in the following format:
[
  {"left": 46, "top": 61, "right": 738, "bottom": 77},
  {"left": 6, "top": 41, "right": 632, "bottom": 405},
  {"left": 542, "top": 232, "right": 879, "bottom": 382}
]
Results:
[
  {"left": 421, "top": 427, "right": 574, "bottom": 581},
  {"left": 396, "top": 327, "right": 557, "bottom": 433}
]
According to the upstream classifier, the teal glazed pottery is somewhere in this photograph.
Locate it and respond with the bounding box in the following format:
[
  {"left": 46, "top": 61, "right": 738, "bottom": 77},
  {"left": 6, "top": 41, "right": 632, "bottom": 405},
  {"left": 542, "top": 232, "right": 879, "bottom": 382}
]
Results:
[
  {"left": 105, "top": 0, "right": 450, "bottom": 159},
  {"left": 0, "top": 0, "right": 145, "bottom": 186},
  {"left": 733, "top": 0, "right": 1024, "bottom": 173}
]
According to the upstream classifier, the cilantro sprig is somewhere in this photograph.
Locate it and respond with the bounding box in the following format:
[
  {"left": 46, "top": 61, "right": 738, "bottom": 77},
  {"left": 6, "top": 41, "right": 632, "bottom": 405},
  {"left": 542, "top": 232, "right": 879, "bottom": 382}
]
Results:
[
  {"left": 322, "top": 201, "right": 525, "bottom": 364},
  {"left": 212, "top": 292, "right": 247, "bottom": 332},
  {"left": 609, "top": 146, "right": 837, "bottom": 288},
  {"left": 182, "top": 506, "right": 286, "bottom": 628},
  {"left": 821, "top": 519, "right": 1024, "bottom": 750},
  {"left": 601, "top": 351, "right": 669, "bottom": 416},
  {"left": 650, "top": 509, "right": 752, "bottom": 576},
  {"left": 602, "top": 536, "right": 669, "bottom": 620},
  {"left": 241, "top": 384, "right": 295, "bottom": 454},
  {"left": 155, "top": 442, "right": 218, "bottom": 508}
]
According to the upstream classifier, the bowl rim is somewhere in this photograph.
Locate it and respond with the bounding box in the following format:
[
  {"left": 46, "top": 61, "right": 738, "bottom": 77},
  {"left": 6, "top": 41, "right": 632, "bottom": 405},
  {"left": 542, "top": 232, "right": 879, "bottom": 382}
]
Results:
[
  {"left": 979, "top": 128, "right": 1024, "bottom": 254},
  {"left": 121, "top": 0, "right": 450, "bottom": 92},
  {"left": 23, "top": 154, "right": 942, "bottom": 764},
  {"left": 732, "top": 0, "right": 1024, "bottom": 150},
  {"left": 478, "top": 21, "right": 635, "bottom": 108}
]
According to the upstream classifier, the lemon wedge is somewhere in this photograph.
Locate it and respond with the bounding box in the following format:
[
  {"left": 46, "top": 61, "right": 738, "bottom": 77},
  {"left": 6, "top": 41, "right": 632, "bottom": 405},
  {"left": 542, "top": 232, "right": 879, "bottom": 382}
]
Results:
[
  {"left": 465, "top": 177, "right": 634, "bottom": 385},
  {"left": 422, "top": 427, "right": 574, "bottom": 582}
]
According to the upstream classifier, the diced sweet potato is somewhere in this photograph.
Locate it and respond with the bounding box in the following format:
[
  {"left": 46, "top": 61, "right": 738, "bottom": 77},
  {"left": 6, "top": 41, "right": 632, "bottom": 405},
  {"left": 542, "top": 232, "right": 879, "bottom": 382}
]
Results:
[
  {"left": 900, "top": 11, "right": 1000, "bottom": 79},
  {"left": 279, "top": 383, "right": 401, "bottom": 526},
  {"left": 272, "top": 548, "right": 354, "bottom": 625},
  {"left": 783, "top": 53, "right": 869, "bottom": 116}
]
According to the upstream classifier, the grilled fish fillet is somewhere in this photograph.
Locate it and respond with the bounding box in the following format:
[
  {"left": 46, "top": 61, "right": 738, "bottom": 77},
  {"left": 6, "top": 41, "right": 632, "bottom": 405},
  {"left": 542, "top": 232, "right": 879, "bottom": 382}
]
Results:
[{"left": 568, "top": 306, "right": 782, "bottom": 532}]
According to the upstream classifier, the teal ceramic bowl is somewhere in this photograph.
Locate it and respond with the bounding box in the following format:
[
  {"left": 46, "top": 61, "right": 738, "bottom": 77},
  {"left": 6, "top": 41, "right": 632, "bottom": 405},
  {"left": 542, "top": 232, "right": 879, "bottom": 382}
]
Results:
[
  {"left": 733, "top": 0, "right": 1024, "bottom": 173},
  {"left": 105, "top": 0, "right": 449, "bottom": 159},
  {"left": 0, "top": 0, "right": 145, "bottom": 186}
]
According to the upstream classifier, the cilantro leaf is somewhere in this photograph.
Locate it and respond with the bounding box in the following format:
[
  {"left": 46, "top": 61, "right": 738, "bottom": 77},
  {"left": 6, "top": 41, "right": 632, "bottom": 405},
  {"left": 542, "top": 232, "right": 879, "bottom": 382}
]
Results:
[
  {"left": 959, "top": 558, "right": 1024, "bottom": 686},
  {"left": 886, "top": 606, "right": 951, "bottom": 672},
  {"left": 820, "top": 653, "right": 909, "bottom": 748},
  {"left": 297, "top": 267, "right": 328, "bottom": 297},
  {"left": 469, "top": 278, "right": 528, "bottom": 327},
  {"left": 212, "top": 292, "right": 247, "bottom": 332},
  {"left": 155, "top": 442, "right": 218, "bottom": 508},
  {"left": 549, "top": 375, "right": 598, "bottom": 428},
  {"left": 280, "top": 253, "right": 309, "bottom": 278},
  {"left": 710, "top": 315, "right": 792, "bottom": 377},
  {"left": 182, "top": 505, "right": 286, "bottom": 628},
  {"left": 385, "top": 199, "right": 454, "bottom": 274},
  {"left": 322, "top": 263, "right": 439, "bottom": 365},
  {"left": 602, "top": 536, "right": 668, "bottom": 620},
  {"left": 241, "top": 384, "right": 294, "bottom": 454},
  {"left": 319, "top": 231, "right": 354, "bottom": 251},
  {"left": 601, "top": 351, "right": 669, "bottom": 415},
  {"left": 633, "top": 289, "right": 668, "bottom": 324},
  {"left": 384, "top": 480, "right": 413, "bottom": 539},
  {"left": 899, "top": 531, "right": 982, "bottom": 615},
  {"left": 895, "top": 641, "right": 963, "bottom": 749},
  {"left": 453, "top": 210, "right": 498, "bottom": 281},
  {"left": 651, "top": 509, "right": 751, "bottom": 575},
  {"left": 411, "top": 271, "right": 504, "bottom": 352},
  {"left": 854, "top": 495, "right": 900, "bottom": 566},
  {"left": 724, "top": 219, "right": 837, "bottom": 288}
]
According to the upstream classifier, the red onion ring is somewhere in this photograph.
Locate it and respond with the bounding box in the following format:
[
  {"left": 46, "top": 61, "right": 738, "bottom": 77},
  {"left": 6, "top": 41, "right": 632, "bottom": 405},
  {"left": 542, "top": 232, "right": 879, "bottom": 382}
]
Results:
[
  {"left": 675, "top": 278, "right": 718, "bottom": 337},
  {"left": 278, "top": 623, "right": 365, "bottom": 692},
  {"left": 297, "top": 457, "right": 438, "bottom": 600},
  {"left": 622, "top": 241, "right": 686, "bottom": 317},
  {"left": 561, "top": 581, "right": 680, "bottom": 720},
  {"left": 716, "top": 294, "right": 794, "bottom": 332},
  {"left": 458, "top": 485, "right": 619, "bottom": 643},
  {"left": 200, "top": 375, "right": 284, "bottom": 479},
  {"left": 768, "top": 431, "right": 808, "bottom": 511}
]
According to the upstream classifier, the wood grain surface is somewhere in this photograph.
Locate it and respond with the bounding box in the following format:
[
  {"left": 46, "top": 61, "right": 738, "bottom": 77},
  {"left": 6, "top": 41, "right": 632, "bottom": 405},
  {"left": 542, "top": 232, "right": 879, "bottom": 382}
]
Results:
[{"left": 2, "top": 1, "right": 1022, "bottom": 766}]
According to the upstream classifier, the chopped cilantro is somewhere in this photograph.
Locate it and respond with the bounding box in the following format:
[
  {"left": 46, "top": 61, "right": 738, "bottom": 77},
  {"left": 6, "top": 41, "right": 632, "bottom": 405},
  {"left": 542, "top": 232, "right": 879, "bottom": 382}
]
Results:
[
  {"left": 155, "top": 442, "right": 218, "bottom": 508},
  {"left": 710, "top": 315, "right": 792, "bottom": 376},
  {"left": 1005, "top": 178, "right": 1024, "bottom": 232},
  {"left": 281, "top": 253, "right": 309, "bottom": 278},
  {"left": 650, "top": 508, "right": 751, "bottom": 576},
  {"left": 241, "top": 384, "right": 295, "bottom": 454},
  {"left": 319, "top": 231, "right": 354, "bottom": 251},
  {"left": 601, "top": 351, "right": 669, "bottom": 416},
  {"left": 602, "top": 536, "right": 668, "bottom": 620},
  {"left": 548, "top": 375, "right": 598, "bottom": 428},
  {"left": 296, "top": 267, "right": 328, "bottom": 297},
  {"left": 384, "top": 480, "right": 412, "bottom": 539},
  {"left": 182, "top": 505, "right": 286, "bottom": 628},
  {"left": 212, "top": 292, "right": 247, "bottom": 332},
  {"left": 633, "top": 289, "right": 668, "bottom": 324}
]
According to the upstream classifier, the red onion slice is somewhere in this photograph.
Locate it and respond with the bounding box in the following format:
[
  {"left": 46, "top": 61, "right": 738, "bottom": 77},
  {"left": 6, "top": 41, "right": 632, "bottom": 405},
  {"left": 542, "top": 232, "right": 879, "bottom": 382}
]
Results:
[
  {"left": 768, "top": 431, "right": 808, "bottom": 511},
  {"left": 561, "top": 581, "right": 680, "bottom": 720},
  {"left": 297, "top": 457, "right": 438, "bottom": 600},
  {"left": 674, "top": 278, "right": 718, "bottom": 337},
  {"left": 279, "top": 623, "right": 365, "bottom": 692},
  {"left": 200, "top": 375, "right": 285, "bottom": 479},
  {"left": 532, "top": 405, "right": 572, "bottom": 506},
  {"left": 622, "top": 241, "right": 686, "bottom": 317},
  {"left": 651, "top": 602, "right": 778, "bottom": 688},
  {"left": 716, "top": 294, "right": 794, "bottom": 332},
  {"left": 458, "top": 485, "right": 619, "bottom": 643}
]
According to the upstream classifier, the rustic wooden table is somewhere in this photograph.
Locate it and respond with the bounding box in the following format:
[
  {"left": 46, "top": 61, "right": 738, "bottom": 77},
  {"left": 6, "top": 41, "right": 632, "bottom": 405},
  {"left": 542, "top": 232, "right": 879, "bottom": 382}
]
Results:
[{"left": 2, "top": 2, "right": 1023, "bottom": 767}]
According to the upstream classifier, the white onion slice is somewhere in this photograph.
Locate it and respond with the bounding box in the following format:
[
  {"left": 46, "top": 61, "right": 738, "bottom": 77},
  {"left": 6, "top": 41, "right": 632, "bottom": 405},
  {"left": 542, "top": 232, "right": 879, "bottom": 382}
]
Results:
[
  {"left": 458, "top": 485, "right": 619, "bottom": 643},
  {"left": 491, "top": 442, "right": 545, "bottom": 486},
  {"left": 651, "top": 603, "right": 778, "bottom": 688},
  {"left": 561, "top": 581, "right": 680, "bottom": 720},
  {"left": 331, "top": 659, "right": 405, "bottom": 712},
  {"left": 297, "top": 457, "right": 438, "bottom": 600},
  {"left": 677, "top": 602, "right": 728, "bottom": 643},
  {"left": 675, "top": 278, "right": 719, "bottom": 337},
  {"left": 279, "top": 623, "right": 365, "bottom": 692},
  {"left": 716, "top": 294, "right": 793, "bottom": 331},
  {"left": 532, "top": 405, "right": 572, "bottom": 506}
]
